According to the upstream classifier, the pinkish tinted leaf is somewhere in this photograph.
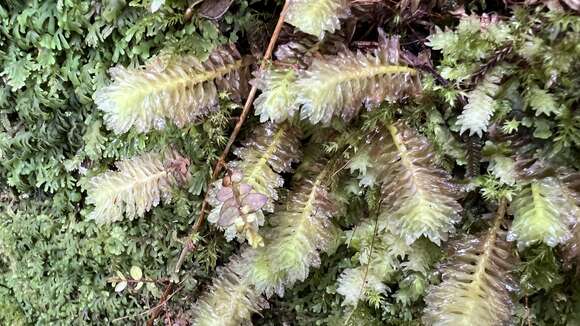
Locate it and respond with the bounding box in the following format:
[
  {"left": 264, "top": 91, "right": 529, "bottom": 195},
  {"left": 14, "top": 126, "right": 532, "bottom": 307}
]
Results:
[
  {"left": 217, "top": 187, "right": 234, "bottom": 202},
  {"left": 238, "top": 183, "right": 252, "bottom": 195},
  {"left": 218, "top": 199, "right": 240, "bottom": 227},
  {"left": 241, "top": 193, "right": 268, "bottom": 211}
]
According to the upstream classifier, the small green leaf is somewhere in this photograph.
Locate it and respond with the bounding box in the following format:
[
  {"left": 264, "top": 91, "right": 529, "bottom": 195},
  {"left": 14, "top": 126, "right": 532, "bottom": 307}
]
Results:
[
  {"left": 528, "top": 87, "right": 559, "bottom": 116},
  {"left": 150, "top": 0, "right": 165, "bottom": 12},
  {"left": 130, "top": 266, "right": 143, "bottom": 280},
  {"left": 533, "top": 119, "right": 552, "bottom": 139},
  {"left": 115, "top": 281, "right": 128, "bottom": 293},
  {"left": 135, "top": 282, "right": 144, "bottom": 290}
]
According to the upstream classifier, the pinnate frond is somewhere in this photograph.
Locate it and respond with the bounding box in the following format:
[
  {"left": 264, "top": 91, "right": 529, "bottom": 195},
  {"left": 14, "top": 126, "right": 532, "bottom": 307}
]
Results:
[
  {"left": 423, "top": 203, "right": 518, "bottom": 326},
  {"left": 207, "top": 123, "right": 302, "bottom": 246},
  {"left": 337, "top": 220, "right": 440, "bottom": 306},
  {"left": 190, "top": 263, "right": 268, "bottom": 326},
  {"left": 241, "top": 161, "right": 340, "bottom": 297},
  {"left": 457, "top": 67, "right": 504, "bottom": 137},
  {"left": 285, "top": 0, "right": 350, "bottom": 39},
  {"left": 295, "top": 37, "right": 420, "bottom": 124},
  {"left": 94, "top": 47, "right": 251, "bottom": 134},
  {"left": 359, "top": 122, "right": 462, "bottom": 245},
  {"left": 508, "top": 177, "right": 576, "bottom": 249},
  {"left": 86, "top": 150, "right": 190, "bottom": 223},
  {"left": 190, "top": 159, "right": 341, "bottom": 324}
]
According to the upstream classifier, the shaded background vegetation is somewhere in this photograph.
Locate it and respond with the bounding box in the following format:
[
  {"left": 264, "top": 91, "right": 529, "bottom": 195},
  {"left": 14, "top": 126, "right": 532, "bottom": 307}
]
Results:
[{"left": 1, "top": 0, "right": 579, "bottom": 325}]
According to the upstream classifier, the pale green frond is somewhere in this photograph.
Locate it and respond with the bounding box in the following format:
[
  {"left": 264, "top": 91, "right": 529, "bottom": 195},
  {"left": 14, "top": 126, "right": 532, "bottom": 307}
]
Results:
[
  {"left": 423, "top": 204, "right": 518, "bottom": 326},
  {"left": 508, "top": 178, "right": 575, "bottom": 249},
  {"left": 190, "top": 160, "right": 341, "bottom": 324},
  {"left": 365, "top": 122, "right": 462, "bottom": 245},
  {"left": 190, "top": 263, "right": 268, "bottom": 326},
  {"left": 251, "top": 68, "right": 299, "bottom": 123},
  {"left": 338, "top": 220, "right": 440, "bottom": 306},
  {"left": 241, "top": 161, "right": 340, "bottom": 297},
  {"left": 86, "top": 150, "right": 190, "bottom": 223},
  {"left": 207, "top": 123, "right": 302, "bottom": 246},
  {"left": 295, "top": 37, "right": 420, "bottom": 124},
  {"left": 337, "top": 222, "right": 404, "bottom": 306},
  {"left": 348, "top": 146, "right": 380, "bottom": 187},
  {"left": 230, "top": 122, "right": 302, "bottom": 207},
  {"left": 402, "top": 238, "right": 442, "bottom": 274},
  {"left": 337, "top": 267, "right": 388, "bottom": 306},
  {"left": 527, "top": 85, "right": 559, "bottom": 116},
  {"left": 94, "top": 47, "right": 251, "bottom": 134},
  {"left": 285, "top": 0, "right": 350, "bottom": 39},
  {"left": 456, "top": 68, "right": 504, "bottom": 137}
]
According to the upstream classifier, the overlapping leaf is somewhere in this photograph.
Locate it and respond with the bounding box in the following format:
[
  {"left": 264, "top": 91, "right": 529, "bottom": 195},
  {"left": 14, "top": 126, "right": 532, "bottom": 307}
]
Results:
[
  {"left": 295, "top": 37, "right": 420, "bottom": 124},
  {"left": 94, "top": 46, "right": 252, "bottom": 134},
  {"left": 457, "top": 67, "right": 505, "bottom": 137},
  {"left": 190, "top": 263, "right": 268, "bottom": 326},
  {"left": 337, "top": 222, "right": 406, "bottom": 306},
  {"left": 354, "top": 122, "right": 462, "bottom": 245},
  {"left": 207, "top": 123, "right": 302, "bottom": 246},
  {"left": 508, "top": 177, "right": 576, "bottom": 249},
  {"left": 251, "top": 68, "right": 299, "bottom": 123},
  {"left": 337, "top": 220, "right": 440, "bottom": 306},
  {"left": 423, "top": 204, "right": 518, "bottom": 325},
  {"left": 241, "top": 161, "right": 340, "bottom": 297},
  {"left": 285, "top": 0, "right": 350, "bottom": 39},
  {"left": 86, "top": 150, "right": 190, "bottom": 223},
  {"left": 254, "top": 35, "right": 419, "bottom": 124},
  {"left": 191, "top": 159, "right": 341, "bottom": 325}
]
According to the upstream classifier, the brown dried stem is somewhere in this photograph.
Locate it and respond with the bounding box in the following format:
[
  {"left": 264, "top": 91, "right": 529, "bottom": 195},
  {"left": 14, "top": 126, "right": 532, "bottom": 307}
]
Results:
[
  {"left": 145, "top": 3, "right": 291, "bottom": 324},
  {"left": 174, "top": 0, "right": 290, "bottom": 274}
]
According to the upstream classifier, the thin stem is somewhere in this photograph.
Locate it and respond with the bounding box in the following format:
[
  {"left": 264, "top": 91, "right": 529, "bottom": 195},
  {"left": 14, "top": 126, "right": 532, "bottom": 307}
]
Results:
[
  {"left": 344, "top": 205, "right": 380, "bottom": 325},
  {"left": 174, "top": 1, "right": 290, "bottom": 274}
]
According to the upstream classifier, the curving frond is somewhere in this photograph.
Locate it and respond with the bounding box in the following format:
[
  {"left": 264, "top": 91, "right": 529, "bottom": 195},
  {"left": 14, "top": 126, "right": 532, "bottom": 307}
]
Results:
[
  {"left": 190, "top": 159, "right": 341, "bottom": 325},
  {"left": 456, "top": 67, "right": 505, "bottom": 137},
  {"left": 423, "top": 203, "right": 518, "bottom": 326},
  {"left": 190, "top": 263, "right": 268, "bottom": 326},
  {"left": 285, "top": 0, "right": 350, "bottom": 39},
  {"left": 94, "top": 47, "right": 252, "bottom": 134},
  {"left": 508, "top": 177, "right": 576, "bottom": 249},
  {"left": 251, "top": 68, "right": 299, "bottom": 123},
  {"left": 207, "top": 123, "right": 302, "bottom": 246},
  {"left": 241, "top": 161, "right": 341, "bottom": 297},
  {"left": 295, "top": 37, "right": 420, "bottom": 124},
  {"left": 86, "top": 150, "right": 190, "bottom": 223},
  {"left": 355, "top": 122, "right": 462, "bottom": 245}
]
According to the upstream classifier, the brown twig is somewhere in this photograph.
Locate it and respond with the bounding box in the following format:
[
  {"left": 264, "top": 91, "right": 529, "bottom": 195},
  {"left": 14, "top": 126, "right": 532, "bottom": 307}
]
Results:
[
  {"left": 112, "top": 282, "right": 183, "bottom": 324},
  {"left": 145, "top": 282, "right": 174, "bottom": 325},
  {"left": 146, "top": 3, "right": 291, "bottom": 324},
  {"left": 173, "top": 0, "right": 290, "bottom": 277},
  {"left": 146, "top": 3, "right": 292, "bottom": 317}
]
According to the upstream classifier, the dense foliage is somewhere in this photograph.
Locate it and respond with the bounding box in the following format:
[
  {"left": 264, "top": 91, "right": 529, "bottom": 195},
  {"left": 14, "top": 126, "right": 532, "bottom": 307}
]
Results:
[{"left": 1, "top": 0, "right": 579, "bottom": 325}]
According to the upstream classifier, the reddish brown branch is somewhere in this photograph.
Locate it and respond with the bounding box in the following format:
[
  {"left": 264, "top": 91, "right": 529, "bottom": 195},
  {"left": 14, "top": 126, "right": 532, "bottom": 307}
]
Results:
[
  {"left": 147, "top": 3, "right": 291, "bottom": 324},
  {"left": 173, "top": 0, "right": 290, "bottom": 277},
  {"left": 145, "top": 282, "right": 174, "bottom": 326}
]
